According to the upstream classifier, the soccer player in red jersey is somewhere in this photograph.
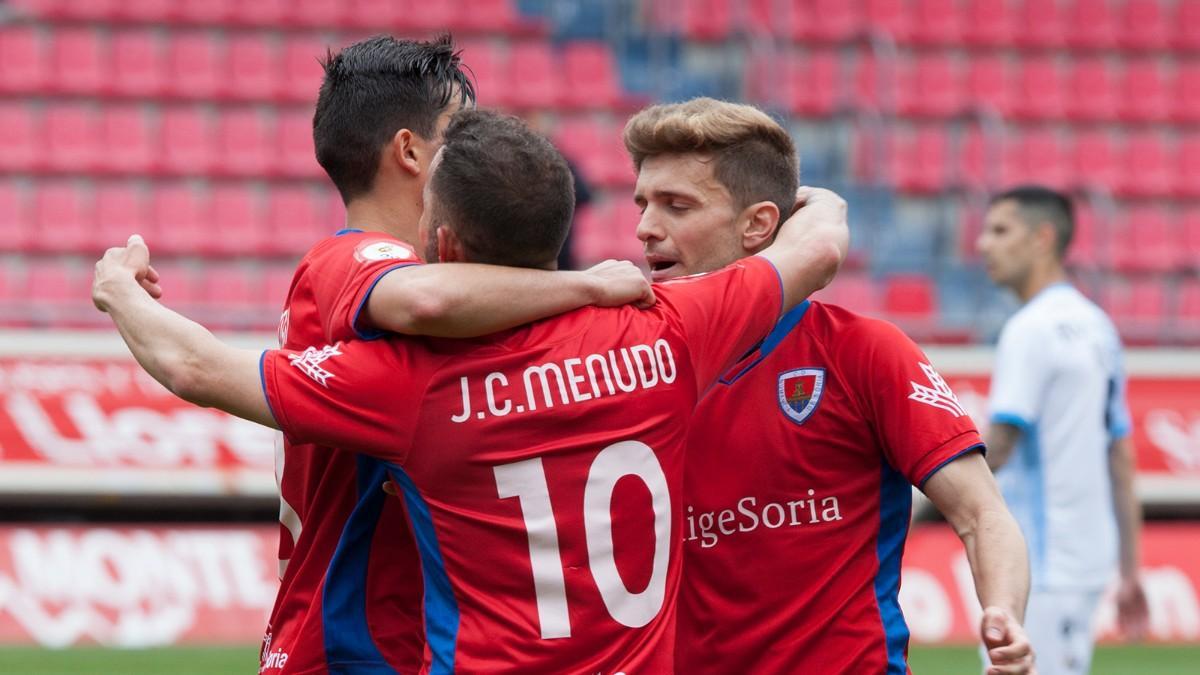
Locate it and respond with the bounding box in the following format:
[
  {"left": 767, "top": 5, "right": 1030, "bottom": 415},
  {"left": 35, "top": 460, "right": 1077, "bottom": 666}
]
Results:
[
  {"left": 258, "top": 36, "right": 659, "bottom": 674},
  {"left": 92, "top": 109, "right": 849, "bottom": 673},
  {"left": 622, "top": 99, "right": 1036, "bottom": 675}
]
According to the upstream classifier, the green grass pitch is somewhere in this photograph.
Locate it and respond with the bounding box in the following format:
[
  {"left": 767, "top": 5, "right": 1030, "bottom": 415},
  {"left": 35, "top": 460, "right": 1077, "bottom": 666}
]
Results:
[{"left": 0, "top": 644, "right": 1196, "bottom": 674}]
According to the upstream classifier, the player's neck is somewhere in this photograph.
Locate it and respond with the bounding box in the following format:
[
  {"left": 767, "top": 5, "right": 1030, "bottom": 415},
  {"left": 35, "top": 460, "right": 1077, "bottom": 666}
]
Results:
[
  {"left": 1016, "top": 263, "right": 1068, "bottom": 304},
  {"left": 344, "top": 198, "right": 420, "bottom": 245}
]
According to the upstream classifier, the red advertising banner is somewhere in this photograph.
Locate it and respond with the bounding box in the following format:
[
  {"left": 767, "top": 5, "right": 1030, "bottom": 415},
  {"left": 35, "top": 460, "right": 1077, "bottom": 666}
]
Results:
[
  {"left": 0, "top": 358, "right": 276, "bottom": 496},
  {"left": 901, "top": 524, "right": 1200, "bottom": 644},
  {"left": 0, "top": 525, "right": 277, "bottom": 647}
]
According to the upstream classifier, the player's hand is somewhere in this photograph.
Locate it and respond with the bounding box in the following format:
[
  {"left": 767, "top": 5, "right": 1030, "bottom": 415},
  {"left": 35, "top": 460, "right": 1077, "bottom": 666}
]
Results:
[
  {"left": 583, "top": 259, "right": 656, "bottom": 309},
  {"left": 1116, "top": 574, "right": 1150, "bottom": 641},
  {"left": 92, "top": 234, "right": 163, "bottom": 312},
  {"left": 981, "top": 606, "right": 1035, "bottom": 675}
]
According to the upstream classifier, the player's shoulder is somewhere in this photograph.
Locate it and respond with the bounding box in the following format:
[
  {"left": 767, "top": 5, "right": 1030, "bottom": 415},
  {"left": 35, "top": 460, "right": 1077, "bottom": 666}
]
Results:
[
  {"left": 304, "top": 229, "right": 420, "bottom": 264},
  {"left": 801, "top": 301, "right": 914, "bottom": 348}
]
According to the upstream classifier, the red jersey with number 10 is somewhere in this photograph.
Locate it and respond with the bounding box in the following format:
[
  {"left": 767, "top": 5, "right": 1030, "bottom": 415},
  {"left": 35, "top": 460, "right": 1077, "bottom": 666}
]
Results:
[
  {"left": 261, "top": 256, "right": 783, "bottom": 674},
  {"left": 262, "top": 229, "right": 425, "bottom": 675}
]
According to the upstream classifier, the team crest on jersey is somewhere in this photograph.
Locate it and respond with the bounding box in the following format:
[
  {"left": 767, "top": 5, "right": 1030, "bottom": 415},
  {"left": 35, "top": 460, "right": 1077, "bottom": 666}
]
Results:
[
  {"left": 908, "top": 362, "right": 966, "bottom": 417},
  {"left": 354, "top": 240, "right": 414, "bottom": 263},
  {"left": 777, "top": 368, "right": 826, "bottom": 425}
]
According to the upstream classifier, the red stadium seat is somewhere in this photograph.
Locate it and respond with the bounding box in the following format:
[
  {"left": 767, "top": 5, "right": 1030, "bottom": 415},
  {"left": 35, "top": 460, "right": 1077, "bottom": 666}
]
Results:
[
  {"left": 45, "top": 104, "right": 102, "bottom": 172},
  {"left": 33, "top": 182, "right": 93, "bottom": 252},
  {"left": 51, "top": 27, "right": 107, "bottom": 95},
  {"left": 117, "top": 0, "right": 173, "bottom": 22},
  {"left": 963, "top": 0, "right": 1014, "bottom": 46},
  {"left": 561, "top": 42, "right": 622, "bottom": 110},
  {"left": 277, "top": 109, "right": 321, "bottom": 178},
  {"left": 209, "top": 185, "right": 268, "bottom": 255},
  {"left": 1119, "top": 59, "right": 1170, "bottom": 122},
  {"left": 197, "top": 263, "right": 262, "bottom": 329},
  {"left": 1119, "top": 131, "right": 1174, "bottom": 197},
  {"left": 227, "top": 0, "right": 289, "bottom": 26},
  {"left": 263, "top": 264, "right": 296, "bottom": 311},
  {"left": 882, "top": 274, "right": 937, "bottom": 320},
  {"left": 863, "top": 0, "right": 912, "bottom": 43},
  {"left": 150, "top": 262, "right": 202, "bottom": 309},
  {"left": 851, "top": 51, "right": 893, "bottom": 113},
  {"left": 965, "top": 55, "right": 1013, "bottom": 116},
  {"left": 1065, "top": 57, "right": 1118, "bottom": 121},
  {"left": 911, "top": 0, "right": 961, "bottom": 44},
  {"left": 820, "top": 273, "right": 878, "bottom": 314},
  {"left": 281, "top": 36, "right": 329, "bottom": 103},
  {"left": 0, "top": 26, "right": 47, "bottom": 93},
  {"left": 175, "top": 0, "right": 235, "bottom": 23},
  {"left": 801, "top": 0, "right": 862, "bottom": 42},
  {"left": 1111, "top": 205, "right": 1177, "bottom": 272},
  {"left": 218, "top": 108, "right": 274, "bottom": 176},
  {"left": 554, "top": 118, "right": 632, "bottom": 187},
  {"left": 1182, "top": 210, "right": 1200, "bottom": 270},
  {"left": 100, "top": 105, "right": 155, "bottom": 174},
  {"left": 1014, "top": 0, "right": 1065, "bottom": 48},
  {"left": 95, "top": 183, "right": 150, "bottom": 246},
  {"left": 168, "top": 32, "right": 224, "bottom": 99},
  {"left": 111, "top": 30, "right": 166, "bottom": 98},
  {"left": 152, "top": 184, "right": 210, "bottom": 254},
  {"left": 1121, "top": 0, "right": 1169, "bottom": 51},
  {"left": 400, "top": 0, "right": 459, "bottom": 31},
  {"left": 901, "top": 53, "right": 963, "bottom": 117},
  {"left": 27, "top": 260, "right": 90, "bottom": 325},
  {"left": 344, "top": 0, "right": 404, "bottom": 30},
  {"left": 459, "top": 41, "right": 510, "bottom": 108},
  {"left": 1178, "top": 279, "right": 1200, "bottom": 335},
  {"left": 1172, "top": 61, "right": 1200, "bottom": 124},
  {"left": 956, "top": 127, "right": 1004, "bottom": 189},
  {"left": 1175, "top": 0, "right": 1200, "bottom": 51},
  {"left": 160, "top": 107, "right": 216, "bottom": 175},
  {"left": 890, "top": 125, "right": 947, "bottom": 194},
  {"left": 1105, "top": 279, "right": 1166, "bottom": 338},
  {"left": 291, "top": 0, "right": 346, "bottom": 27},
  {"left": 1065, "top": 199, "right": 1099, "bottom": 268},
  {"left": 508, "top": 43, "right": 562, "bottom": 109},
  {"left": 1011, "top": 56, "right": 1065, "bottom": 120},
  {"left": 266, "top": 186, "right": 325, "bottom": 255},
  {"left": 1071, "top": 129, "right": 1119, "bottom": 191},
  {"left": 458, "top": 0, "right": 525, "bottom": 34},
  {"left": 226, "top": 34, "right": 281, "bottom": 101},
  {"left": 1006, "top": 128, "right": 1069, "bottom": 189},
  {"left": 0, "top": 182, "right": 32, "bottom": 251},
  {"left": 1178, "top": 134, "right": 1200, "bottom": 198},
  {"left": 782, "top": 49, "right": 839, "bottom": 117},
  {"left": 0, "top": 103, "right": 40, "bottom": 173},
  {"left": 1064, "top": 0, "right": 1117, "bottom": 49}
]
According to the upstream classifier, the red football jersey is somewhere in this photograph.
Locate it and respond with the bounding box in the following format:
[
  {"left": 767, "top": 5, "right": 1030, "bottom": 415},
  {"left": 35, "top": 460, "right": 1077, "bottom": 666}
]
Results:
[
  {"left": 261, "top": 229, "right": 426, "bottom": 674},
  {"left": 678, "top": 301, "right": 983, "bottom": 675},
  {"left": 261, "top": 257, "right": 782, "bottom": 674}
]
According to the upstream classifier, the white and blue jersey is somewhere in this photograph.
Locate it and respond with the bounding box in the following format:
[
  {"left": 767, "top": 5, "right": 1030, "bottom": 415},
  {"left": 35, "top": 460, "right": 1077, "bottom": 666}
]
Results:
[{"left": 989, "top": 283, "right": 1131, "bottom": 591}]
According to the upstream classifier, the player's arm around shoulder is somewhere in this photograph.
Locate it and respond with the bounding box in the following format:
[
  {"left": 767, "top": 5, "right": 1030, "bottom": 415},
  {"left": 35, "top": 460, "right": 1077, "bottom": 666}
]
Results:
[
  {"left": 756, "top": 186, "right": 849, "bottom": 311},
  {"left": 923, "top": 454, "right": 1034, "bottom": 675}
]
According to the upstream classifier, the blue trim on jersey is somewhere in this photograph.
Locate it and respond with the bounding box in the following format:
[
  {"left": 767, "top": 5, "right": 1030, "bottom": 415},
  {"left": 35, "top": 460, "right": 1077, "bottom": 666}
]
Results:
[
  {"left": 385, "top": 462, "right": 459, "bottom": 675},
  {"left": 874, "top": 460, "right": 912, "bottom": 674},
  {"left": 917, "top": 443, "right": 986, "bottom": 488},
  {"left": 1106, "top": 375, "right": 1133, "bottom": 441},
  {"left": 258, "top": 351, "right": 281, "bottom": 427},
  {"left": 350, "top": 263, "right": 421, "bottom": 340},
  {"left": 718, "top": 301, "right": 811, "bottom": 385},
  {"left": 990, "top": 411, "right": 1033, "bottom": 429},
  {"left": 335, "top": 227, "right": 365, "bottom": 236},
  {"left": 321, "top": 456, "right": 395, "bottom": 672}
]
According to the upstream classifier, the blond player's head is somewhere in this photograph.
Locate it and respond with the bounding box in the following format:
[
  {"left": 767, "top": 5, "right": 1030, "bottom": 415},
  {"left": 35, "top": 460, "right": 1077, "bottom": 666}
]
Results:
[{"left": 624, "top": 97, "right": 799, "bottom": 280}]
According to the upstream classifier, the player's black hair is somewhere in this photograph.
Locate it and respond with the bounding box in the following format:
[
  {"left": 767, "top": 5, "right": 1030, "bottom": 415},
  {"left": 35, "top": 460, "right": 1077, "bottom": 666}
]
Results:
[
  {"left": 990, "top": 185, "right": 1075, "bottom": 259},
  {"left": 429, "top": 110, "right": 574, "bottom": 269},
  {"left": 313, "top": 34, "right": 476, "bottom": 204}
]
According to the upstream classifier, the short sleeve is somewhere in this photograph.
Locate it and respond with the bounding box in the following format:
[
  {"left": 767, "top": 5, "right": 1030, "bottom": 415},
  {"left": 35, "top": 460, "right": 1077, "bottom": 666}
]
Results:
[
  {"left": 307, "top": 234, "right": 422, "bottom": 342},
  {"left": 987, "top": 318, "right": 1051, "bottom": 428},
  {"left": 840, "top": 320, "right": 985, "bottom": 487},
  {"left": 260, "top": 340, "right": 428, "bottom": 464},
  {"left": 653, "top": 256, "right": 784, "bottom": 394}
]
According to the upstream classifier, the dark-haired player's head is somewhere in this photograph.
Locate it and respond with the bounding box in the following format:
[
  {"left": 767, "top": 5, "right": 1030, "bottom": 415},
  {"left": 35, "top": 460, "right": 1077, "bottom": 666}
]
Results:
[
  {"left": 623, "top": 97, "right": 800, "bottom": 281},
  {"left": 313, "top": 34, "right": 475, "bottom": 209},
  {"left": 978, "top": 185, "right": 1074, "bottom": 291},
  {"left": 419, "top": 110, "right": 575, "bottom": 269}
]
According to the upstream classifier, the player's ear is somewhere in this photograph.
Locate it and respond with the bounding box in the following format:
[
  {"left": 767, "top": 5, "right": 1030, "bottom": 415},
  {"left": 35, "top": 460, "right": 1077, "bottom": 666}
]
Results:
[
  {"left": 390, "top": 128, "right": 422, "bottom": 177},
  {"left": 436, "top": 226, "right": 468, "bottom": 263},
  {"left": 740, "top": 200, "right": 781, "bottom": 254}
]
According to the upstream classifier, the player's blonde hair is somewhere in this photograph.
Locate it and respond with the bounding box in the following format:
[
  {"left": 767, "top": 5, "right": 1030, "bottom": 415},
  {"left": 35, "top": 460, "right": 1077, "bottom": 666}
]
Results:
[{"left": 623, "top": 97, "right": 799, "bottom": 219}]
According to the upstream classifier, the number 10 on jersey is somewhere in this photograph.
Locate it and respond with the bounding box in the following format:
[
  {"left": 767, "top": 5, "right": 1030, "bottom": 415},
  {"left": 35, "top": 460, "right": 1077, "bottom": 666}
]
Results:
[{"left": 494, "top": 441, "right": 672, "bottom": 639}]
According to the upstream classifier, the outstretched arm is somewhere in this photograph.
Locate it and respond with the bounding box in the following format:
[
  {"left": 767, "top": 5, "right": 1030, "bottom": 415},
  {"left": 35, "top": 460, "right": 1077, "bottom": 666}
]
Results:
[
  {"left": 365, "top": 259, "right": 655, "bottom": 338},
  {"left": 923, "top": 452, "right": 1033, "bottom": 675},
  {"left": 93, "top": 236, "right": 277, "bottom": 428},
  {"left": 1109, "top": 435, "right": 1149, "bottom": 640},
  {"left": 756, "top": 186, "right": 850, "bottom": 312},
  {"left": 984, "top": 422, "right": 1022, "bottom": 471}
]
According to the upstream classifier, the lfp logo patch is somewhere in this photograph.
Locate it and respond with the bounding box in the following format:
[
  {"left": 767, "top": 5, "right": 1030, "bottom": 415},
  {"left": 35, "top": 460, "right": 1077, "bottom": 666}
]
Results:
[{"left": 777, "top": 368, "right": 826, "bottom": 425}]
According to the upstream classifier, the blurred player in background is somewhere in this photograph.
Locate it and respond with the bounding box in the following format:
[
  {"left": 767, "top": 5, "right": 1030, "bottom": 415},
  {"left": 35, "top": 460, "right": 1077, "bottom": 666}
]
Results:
[
  {"left": 257, "top": 35, "right": 661, "bottom": 673},
  {"left": 623, "top": 98, "right": 1034, "bottom": 675},
  {"left": 91, "top": 108, "right": 850, "bottom": 672},
  {"left": 978, "top": 186, "right": 1149, "bottom": 675}
]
